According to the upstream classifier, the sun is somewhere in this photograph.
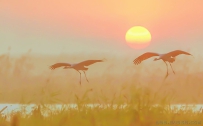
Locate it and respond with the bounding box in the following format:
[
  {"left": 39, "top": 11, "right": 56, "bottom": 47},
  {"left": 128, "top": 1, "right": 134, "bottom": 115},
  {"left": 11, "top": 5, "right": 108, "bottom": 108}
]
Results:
[{"left": 125, "top": 26, "right": 151, "bottom": 49}]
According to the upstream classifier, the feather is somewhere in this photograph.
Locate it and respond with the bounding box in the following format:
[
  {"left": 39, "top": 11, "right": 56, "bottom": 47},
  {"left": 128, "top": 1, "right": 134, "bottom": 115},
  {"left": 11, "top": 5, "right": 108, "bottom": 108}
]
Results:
[
  {"left": 133, "top": 52, "right": 160, "bottom": 65},
  {"left": 76, "top": 60, "right": 103, "bottom": 66},
  {"left": 166, "top": 50, "right": 192, "bottom": 57},
  {"left": 50, "top": 63, "right": 71, "bottom": 70}
]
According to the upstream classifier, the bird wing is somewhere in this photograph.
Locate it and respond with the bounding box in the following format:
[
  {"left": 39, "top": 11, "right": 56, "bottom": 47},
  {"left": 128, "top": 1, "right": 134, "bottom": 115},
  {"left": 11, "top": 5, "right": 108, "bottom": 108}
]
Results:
[
  {"left": 133, "top": 52, "right": 160, "bottom": 65},
  {"left": 166, "top": 50, "right": 192, "bottom": 57},
  {"left": 77, "top": 60, "right": 103, "bottom": 66},
  {"left": 50, "top": 63, "right": 71, "bottom": 70}
]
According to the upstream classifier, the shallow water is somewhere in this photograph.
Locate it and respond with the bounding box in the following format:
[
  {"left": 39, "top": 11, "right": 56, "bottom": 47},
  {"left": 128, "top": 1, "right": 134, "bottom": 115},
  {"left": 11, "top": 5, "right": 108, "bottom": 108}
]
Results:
[{"left": 0, "top": 104, "right": 202, "bottom": 121}]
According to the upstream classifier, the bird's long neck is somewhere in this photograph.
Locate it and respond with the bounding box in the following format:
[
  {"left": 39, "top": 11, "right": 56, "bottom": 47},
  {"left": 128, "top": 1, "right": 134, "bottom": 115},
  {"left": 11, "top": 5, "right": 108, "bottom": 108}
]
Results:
[
  {"left": 154, "top": 57, "right": 161, "bottom": 61},
  {"left": 63, "top": 65, "right": 74, "bottom": 69},
  {"left": 64, "top": 64, "right": 74, "bottom": 69},
  {"left": 154, "top": 54, "right": 162, "bottom": 61}
]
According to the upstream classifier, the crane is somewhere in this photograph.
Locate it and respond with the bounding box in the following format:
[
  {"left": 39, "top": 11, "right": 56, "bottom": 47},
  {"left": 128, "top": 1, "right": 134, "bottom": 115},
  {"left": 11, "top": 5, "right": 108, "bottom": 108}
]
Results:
[
  {"left": 50, "top": 59, "right": 104, "bottom": 85},
  {"left": 133, "top": 50, "right": 193, "bottom": 79}
]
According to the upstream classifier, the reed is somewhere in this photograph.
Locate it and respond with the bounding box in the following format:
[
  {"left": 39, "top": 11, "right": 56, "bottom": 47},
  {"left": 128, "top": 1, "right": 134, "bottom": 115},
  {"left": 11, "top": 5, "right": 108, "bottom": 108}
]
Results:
[{"left": 0, "top": 50, "right": 202, "bottom": 125}]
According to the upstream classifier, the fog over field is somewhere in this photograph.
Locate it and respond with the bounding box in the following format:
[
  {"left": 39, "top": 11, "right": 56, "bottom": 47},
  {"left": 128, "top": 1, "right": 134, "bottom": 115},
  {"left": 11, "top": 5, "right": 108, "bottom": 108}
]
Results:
[{"left": 0, "top": 49, "right": 202, "bottom": 105}]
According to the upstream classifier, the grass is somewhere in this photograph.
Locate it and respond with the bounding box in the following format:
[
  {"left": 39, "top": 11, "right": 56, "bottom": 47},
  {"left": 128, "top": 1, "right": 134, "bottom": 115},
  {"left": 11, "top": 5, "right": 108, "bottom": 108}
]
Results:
[
  {"left": 0, "top": 100, "right": 202, "bottom": 126},
  {"left": 0, "top": 50, "right": 202, "bottom": 125}
]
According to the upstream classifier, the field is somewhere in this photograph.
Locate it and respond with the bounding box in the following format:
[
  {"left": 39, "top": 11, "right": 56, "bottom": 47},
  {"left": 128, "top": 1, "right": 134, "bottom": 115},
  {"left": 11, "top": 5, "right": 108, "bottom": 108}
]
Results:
[{"left": 0, "top": 50, "right": 202, "bottom": 126}]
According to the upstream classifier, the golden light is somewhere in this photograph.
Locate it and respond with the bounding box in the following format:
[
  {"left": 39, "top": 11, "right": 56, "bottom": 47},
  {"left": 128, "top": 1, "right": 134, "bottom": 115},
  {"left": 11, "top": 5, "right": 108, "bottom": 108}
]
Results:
[{"left": 125, "top": 26, "right": 151, "bottom": 49}]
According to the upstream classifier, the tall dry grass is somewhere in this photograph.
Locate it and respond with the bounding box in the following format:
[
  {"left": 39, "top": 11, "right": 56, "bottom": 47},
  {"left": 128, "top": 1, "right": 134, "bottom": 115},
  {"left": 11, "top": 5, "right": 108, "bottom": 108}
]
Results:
[
  {"left": 0, "top": 50, "right": 202, "bottom": 125},
  {"left": 0, "top": 50, "right": 202, "bottom": 104}
]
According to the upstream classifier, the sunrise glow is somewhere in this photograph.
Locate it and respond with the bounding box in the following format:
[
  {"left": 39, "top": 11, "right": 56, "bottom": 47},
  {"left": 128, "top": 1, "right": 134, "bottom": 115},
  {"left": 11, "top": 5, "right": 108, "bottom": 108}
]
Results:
[{"left": 125, "top": 26, "right": 151, "bottom": 49}]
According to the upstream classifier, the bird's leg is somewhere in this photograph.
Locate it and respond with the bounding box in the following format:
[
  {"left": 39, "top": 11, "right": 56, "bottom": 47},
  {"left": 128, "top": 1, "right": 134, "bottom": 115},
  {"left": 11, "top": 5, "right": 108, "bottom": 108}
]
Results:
[
  {"left": 169, "top": 63, "right": 175, "bottom": 74},
  {"left": 83, "top": 71, "right": 89, "bottom": 82},
  {"left": 77, "top": 70, "right": 81, "bottom": 85},
  {"left": 164, "top": 61, "right": 169, "bottom": 79}
]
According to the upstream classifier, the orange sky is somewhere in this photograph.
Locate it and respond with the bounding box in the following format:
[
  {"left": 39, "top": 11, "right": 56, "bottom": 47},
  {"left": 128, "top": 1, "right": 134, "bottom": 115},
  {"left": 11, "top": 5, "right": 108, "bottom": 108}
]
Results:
[{"left": 0, "top": 0, "right": 203, "bottom": 56}]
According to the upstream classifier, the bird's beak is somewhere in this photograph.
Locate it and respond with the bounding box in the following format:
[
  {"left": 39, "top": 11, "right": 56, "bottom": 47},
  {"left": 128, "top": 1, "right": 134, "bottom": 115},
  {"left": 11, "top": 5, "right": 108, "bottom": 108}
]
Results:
[{"left": 102, "top": 58, "right": 107, "bottom": 61}]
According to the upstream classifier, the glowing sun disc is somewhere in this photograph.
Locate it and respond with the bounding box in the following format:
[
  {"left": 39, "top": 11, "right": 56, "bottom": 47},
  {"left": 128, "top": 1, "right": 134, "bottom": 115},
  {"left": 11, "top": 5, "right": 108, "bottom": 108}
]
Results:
[{"left": 125, "top": 26, "right": 151, "bottom": 49}]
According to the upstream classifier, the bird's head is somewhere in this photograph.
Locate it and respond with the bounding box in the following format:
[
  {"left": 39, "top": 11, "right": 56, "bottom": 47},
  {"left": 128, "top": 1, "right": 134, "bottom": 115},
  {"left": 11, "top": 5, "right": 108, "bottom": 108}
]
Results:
[
  {"left": 153, "top": 58, "right": 159, "bottom": 61},
  {"left": 102, "top": 58, "right": 107, "bottom": 61}
]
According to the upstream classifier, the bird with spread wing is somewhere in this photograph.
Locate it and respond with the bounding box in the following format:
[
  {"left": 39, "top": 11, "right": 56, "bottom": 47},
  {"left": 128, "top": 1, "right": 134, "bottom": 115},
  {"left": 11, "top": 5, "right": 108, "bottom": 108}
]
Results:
[
  {"left": 133, "top": 50, "right": 193, "bottom": 79},
  {"left": 50, "top": 59, "right": 104, "bottom": 85}
]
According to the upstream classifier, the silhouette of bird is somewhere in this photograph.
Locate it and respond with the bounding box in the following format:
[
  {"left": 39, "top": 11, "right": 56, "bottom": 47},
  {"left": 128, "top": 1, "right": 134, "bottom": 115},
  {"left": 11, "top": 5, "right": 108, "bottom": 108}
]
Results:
[
  {"left": 50, "top": 59, "right": 104, "bottom": 85},
  {"left": 133, "top": 50, "right": 193, "bottom": 79}
]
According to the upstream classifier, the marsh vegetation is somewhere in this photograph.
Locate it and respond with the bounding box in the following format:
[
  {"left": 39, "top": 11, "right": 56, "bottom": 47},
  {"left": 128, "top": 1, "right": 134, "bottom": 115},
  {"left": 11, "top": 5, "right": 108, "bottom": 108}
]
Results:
[{"left": 0, "top": 50, "right": 202, "bottom": 125}]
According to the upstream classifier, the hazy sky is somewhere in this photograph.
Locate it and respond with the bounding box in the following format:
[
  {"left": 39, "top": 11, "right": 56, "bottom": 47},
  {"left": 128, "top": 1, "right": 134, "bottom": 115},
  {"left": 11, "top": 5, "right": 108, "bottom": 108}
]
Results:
[{"left": 0, "top": 0, "right": 203, "bottom": 56}]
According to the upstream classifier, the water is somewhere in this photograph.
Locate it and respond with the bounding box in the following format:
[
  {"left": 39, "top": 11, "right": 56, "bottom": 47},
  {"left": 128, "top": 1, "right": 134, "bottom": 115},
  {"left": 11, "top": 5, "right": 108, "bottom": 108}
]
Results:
[{"left": 0, "top": 104, "right": 202, "bottom": 121}]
